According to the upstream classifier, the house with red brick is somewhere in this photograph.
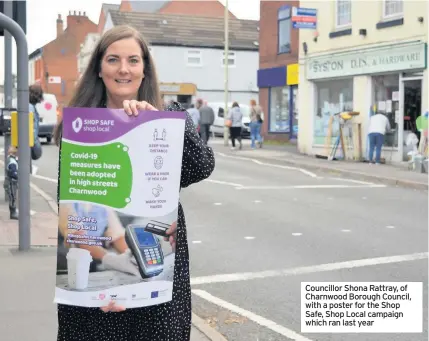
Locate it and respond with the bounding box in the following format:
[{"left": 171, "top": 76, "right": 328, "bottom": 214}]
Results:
[
  {"left": 257, "top": 1, "right": 299, "bottom": 143},
  {"left": 28, "top": 11, "right": 98, "bottom": 111}
]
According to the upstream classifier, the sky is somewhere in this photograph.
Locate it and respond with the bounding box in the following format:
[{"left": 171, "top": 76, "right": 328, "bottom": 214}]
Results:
[{"left": 25, "top": 0, "right": 261, "bottom": 54}]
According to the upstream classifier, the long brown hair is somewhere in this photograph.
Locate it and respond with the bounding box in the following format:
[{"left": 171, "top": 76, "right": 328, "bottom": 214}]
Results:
[{"left": 54, "top": 25, "right": 162, "bottom": 145}]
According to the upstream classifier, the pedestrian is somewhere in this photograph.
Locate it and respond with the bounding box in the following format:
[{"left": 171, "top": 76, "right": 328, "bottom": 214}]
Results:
[
  {"left": 196, "top": 99, "right": 215, "bottom": 144},
  {"left": 29, "top": 84, "right": 44, "bottom": 173},
  {"left": 249, "top": 99, "right": 263, "bottom": 148},
  {"left": 187, "top": 103, "right": 200, "bottom": 132},
  {"left": 52, "top": 25, "right": 215, "bottom": 341},
  {"left": 227, "top": 101, "right": 243, "bottom": 150},
  {"left": 6, "top": 145, "right": 19, "bottom": 220},
  {"left": 368, "top": 111, "right": 391, "bottom": 164}
]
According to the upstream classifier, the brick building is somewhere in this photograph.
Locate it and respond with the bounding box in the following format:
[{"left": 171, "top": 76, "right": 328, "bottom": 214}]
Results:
[
  {"left": 257, "top": 1, "right": 299, "bottom": 142},
  {"left": 28, "top": 11, "right": 98, "bottom": 110}
]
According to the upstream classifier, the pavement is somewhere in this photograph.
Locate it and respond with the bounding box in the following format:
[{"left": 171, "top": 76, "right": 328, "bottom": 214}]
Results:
[
  {"left": 0, "top": 139, "right": 428, "bottom": 341},
  {"left": 207, "top": 138, "right": 428, "bottom": 190}
]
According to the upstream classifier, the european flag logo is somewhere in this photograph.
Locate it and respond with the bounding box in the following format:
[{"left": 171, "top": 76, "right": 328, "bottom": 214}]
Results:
[{"left": 151, "top": 291, "right": 159, "bottom": 299}]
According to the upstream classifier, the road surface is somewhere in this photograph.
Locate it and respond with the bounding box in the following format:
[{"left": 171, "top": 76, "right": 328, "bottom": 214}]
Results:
[{"left": 1, "top": 139, "right": 427, "bottom": 341}]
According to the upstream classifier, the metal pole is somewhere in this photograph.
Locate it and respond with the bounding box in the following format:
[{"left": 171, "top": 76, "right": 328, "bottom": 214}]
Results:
[
  {"left": 223, "top": 0, "right": 229, "bottom": 146},
  {"left": 0, "top": 13, "right": 30, "bottom": 251},
  {"left": 3, "top": 1, "right": 13, "bottom": 201}
]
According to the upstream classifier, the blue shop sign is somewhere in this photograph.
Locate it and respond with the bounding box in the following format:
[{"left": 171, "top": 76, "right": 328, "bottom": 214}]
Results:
[{"left": 257, "top": 66, "right": 286, "bottom": 88}]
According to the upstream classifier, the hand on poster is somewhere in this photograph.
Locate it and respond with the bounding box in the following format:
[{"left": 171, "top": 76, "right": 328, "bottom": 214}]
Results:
[
  {"left": 101, "top": 250, "right": 140, "bottom": 276},
  {"left": 164, "top": 221, "right": 177, "bottom": 252},
  {"left": 123, "top": 100, "right": 158, "bottom": 116},
  {"left": 100, "top": 300, "right": 126, "bottom": 313}
]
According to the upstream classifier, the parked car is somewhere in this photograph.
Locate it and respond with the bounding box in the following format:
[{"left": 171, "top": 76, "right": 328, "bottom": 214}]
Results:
[
  {"left": 207, "top": 102, "right": 253, "bottom": 138},
  {"left": 35, "top": 93, "right": 58, "bottom": 144}
]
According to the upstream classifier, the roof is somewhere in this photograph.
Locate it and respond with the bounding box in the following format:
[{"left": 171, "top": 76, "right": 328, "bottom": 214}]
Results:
[
  {"left": 108, "top": 10, "right": 259, "bottom": 51},
  {"left": 129, "top": 0, "right": 169, "bottom": 12},
  {"left": 102, "top": 3, "right": 120, "bottom": 15}
]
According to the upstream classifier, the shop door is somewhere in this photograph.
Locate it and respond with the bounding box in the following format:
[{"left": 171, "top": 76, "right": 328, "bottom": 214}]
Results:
[
  {"left": 289, "top": 85, "right": 299, "bottom": 139},
  {"left": 401, "top": 79, "right": 422, "bottom": 160}
]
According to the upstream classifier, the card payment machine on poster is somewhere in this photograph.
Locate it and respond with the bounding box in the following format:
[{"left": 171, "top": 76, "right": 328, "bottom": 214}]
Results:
[{"left": 125, "top": 225, "right": 164, "bottom": 279}]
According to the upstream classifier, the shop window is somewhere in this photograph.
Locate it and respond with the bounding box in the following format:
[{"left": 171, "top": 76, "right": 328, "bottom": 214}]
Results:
[
  {"left": 383, "top": 0, "right": 403, "bottom": 18},
  {"left": 372, "top": 74, "right": 399, "bottom": 147},
  {"left": 269, "top": 86, "right": 290, "bottom": 133},
  {"left": 314, "top": 79, "right": 353, "bottom": 145},
  {"left": 278, "top": 6, "right": 291, "bottom": 54},
  {"left": 336, "top": 0, "right": 352, "bottom": 27}
]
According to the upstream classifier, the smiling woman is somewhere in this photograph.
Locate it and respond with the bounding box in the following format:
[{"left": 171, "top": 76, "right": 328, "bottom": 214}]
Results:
[{"left": 54, "top": 25, "right": 215, "bottom": 341}]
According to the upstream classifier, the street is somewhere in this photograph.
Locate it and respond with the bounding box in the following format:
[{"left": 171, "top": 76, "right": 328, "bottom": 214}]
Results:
[{"left": 1, "top": 138, "right": 427, "bottom": 341}]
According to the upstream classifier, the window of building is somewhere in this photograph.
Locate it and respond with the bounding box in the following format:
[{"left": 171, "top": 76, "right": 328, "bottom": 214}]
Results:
[
  {"left": 221, "top": 52, "right": 236, "bottom": 67},
  {"left": 314, "top": 79, "right": 353, "bottom": 145},
  {"left": 372, "top": 74, "right": 399, "bottom": 147},
  {"left": 186, "top": 50, "right": 202, "bottom": 66},
  {"left": 269, "top": 86, "right": 290, "bottom": 133},
  {"left": 278, "top": 6, "right": 291, "bottom": 54},
  {"left": 336, "top": 0, "right": 352, "bottom": 27},
  {"left": 383, "top": 0, "right": 403, "bottom": 17}
]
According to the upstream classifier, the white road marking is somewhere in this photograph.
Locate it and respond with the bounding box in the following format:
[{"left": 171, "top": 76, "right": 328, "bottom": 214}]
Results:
[
  {"left": 213, "top": 202, "right": 223, "bottom": 206},
  {"left": 32, "top": 174, "right": 58, "bottom": 183},
  {"left": 190, "top": 252, "right": 428, "bottom": 285},
  {"left": 215, "top": 152, "right": 319, "bottom": 179},
  {"left": 293, "top": 198, "right": 298, "bottom": 201},
  {"left": 192, "top": 289, "right": 313, "bottom": 341},
  {"left": 291, "top": 233, "right": 302, "bottom": 236},
  {"left": 244, "top": 236, "right": 255, "bottom": 240},
  {"left": 327, "top": 177, "right": 378, "bottom": 186},
  {"left": 341, "top": 229, "right": 351, "bottom": 233},
  {"left": 204, "top": 179, "right": 243, "bottom": 187},
  {"left": 192, "top": 241, "right": 202, "bottom": 244},
  {"left": 253, "top": 200, "right": 262, "bottom": 203},
  {"left": 236, "top": 184, "right": 386, "bottom": 190},
  {"left": 362, "top": 197, "right": 367, "bottom": 200},
  {"left": 386, "top": 225, "right": 395, "bottom": 229}
]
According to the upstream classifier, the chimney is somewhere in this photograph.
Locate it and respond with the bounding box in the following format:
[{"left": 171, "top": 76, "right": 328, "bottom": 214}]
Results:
[{"left": 56, "top": 14, "right": 63, "bottom": 37}]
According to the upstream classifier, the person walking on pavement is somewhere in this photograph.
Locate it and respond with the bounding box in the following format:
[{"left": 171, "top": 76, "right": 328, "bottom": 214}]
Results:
[
  {"left": 249, "top": 99, "right": 263, "bottom": 149},
  {"left": 368, "top": 111, "right": 391, "bottom": 164},
  {"left": 6, "top": 145, "right": 19, "bottom": 220},
  {"left": 187, "top": 103, "right": 200, "bottom": 133},
  {"left": 52, "top": 25, "right": 215, "bottom": 341},
  {"left": 228, "top": 102, "right": 243, "bottom": 150},
  {"left": 197, "top": 99, "right": 214, "bottom": 144},
  {"left": 29, "top": 84, "right": 44, "bottom": 173}
]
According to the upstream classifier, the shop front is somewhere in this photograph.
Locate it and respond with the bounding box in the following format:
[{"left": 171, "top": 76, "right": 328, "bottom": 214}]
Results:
[
  {"left": 160, "top": 83, "right": 197, "bottom": 108},
  {"left": 302, "top": 41, "right": 427, "bottom": 162},
  {"left": 257, "top": 64, "right": 299, "bottom": 140}
]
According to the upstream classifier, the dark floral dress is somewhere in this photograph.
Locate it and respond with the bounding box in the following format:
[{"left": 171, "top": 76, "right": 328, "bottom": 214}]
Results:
[{"left": 56, "top": 102, "right": 215, "bottom": 341}]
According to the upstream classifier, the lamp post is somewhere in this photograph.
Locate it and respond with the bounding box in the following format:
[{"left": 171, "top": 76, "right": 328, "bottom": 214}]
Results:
[{"left": 223, "top": 0, "right": 229, "bottom": 146}]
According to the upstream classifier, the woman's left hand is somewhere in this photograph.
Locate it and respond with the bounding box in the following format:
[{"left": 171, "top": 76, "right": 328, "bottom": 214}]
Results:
[
  {"left": 100, "top": 301, "right": 126, "bottom": 313},
  {"left": 164, "top": 221, "right": 177, "bottom": 252},
  {"left": 123, "top": 100, "right": 158, "bottom": 116}
]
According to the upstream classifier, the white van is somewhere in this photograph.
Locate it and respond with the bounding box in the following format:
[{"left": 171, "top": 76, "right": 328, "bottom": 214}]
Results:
[
  {"left": 35, "top": 93, "right": 58, "bottom": 144},
  {"left": 208, "top": 102, "right": 252, "bottom": 137}
]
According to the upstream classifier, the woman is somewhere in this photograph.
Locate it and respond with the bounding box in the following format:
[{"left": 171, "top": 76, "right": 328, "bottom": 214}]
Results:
[
  {"left": 227, "top": 101, "right": 243, "bottom": 150},
  {"left": 53, "top": 25, "right": 215, "bottom": 341},
  {"left": 249, "top": 99, "right": 263, "bottom": 149},
  {"left": 29, "top": 84, "right": 44, "bottom": 165}
]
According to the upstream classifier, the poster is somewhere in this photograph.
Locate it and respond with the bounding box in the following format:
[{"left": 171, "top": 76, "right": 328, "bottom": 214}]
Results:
[{"left": 54, "top": 108, "right": 186, "bottom": 308}]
